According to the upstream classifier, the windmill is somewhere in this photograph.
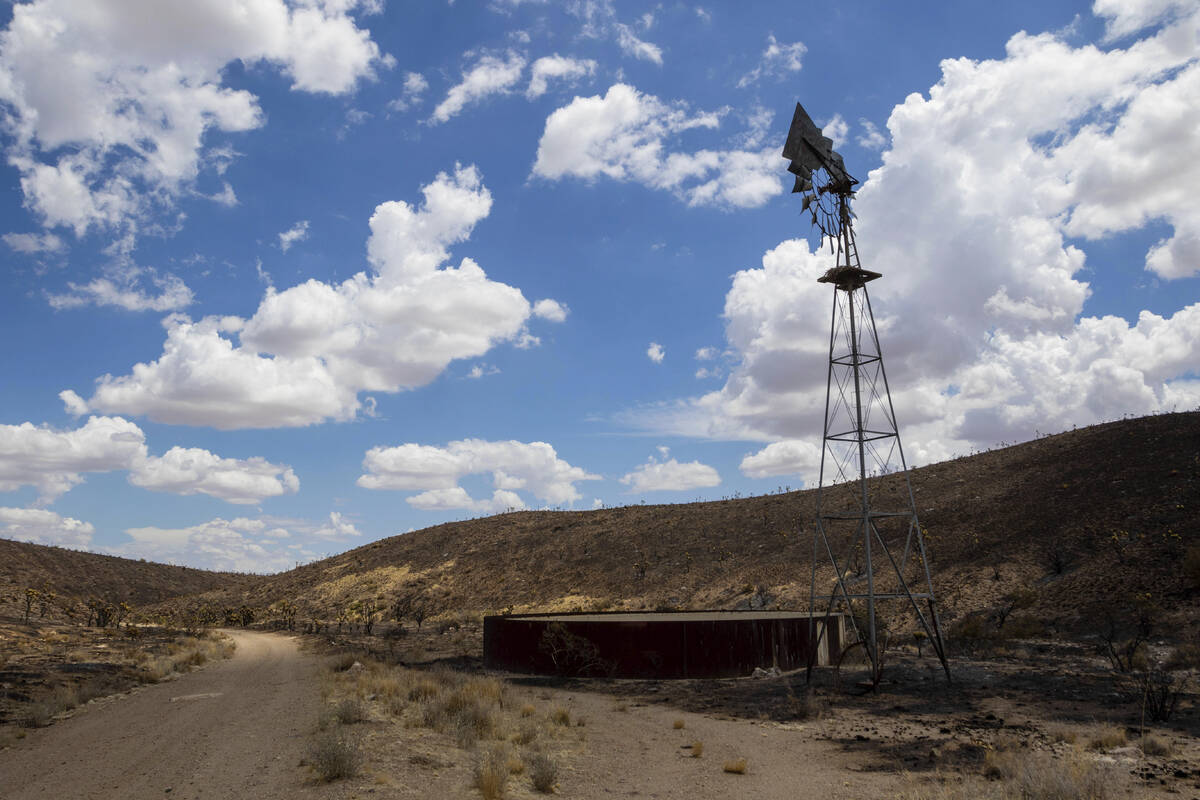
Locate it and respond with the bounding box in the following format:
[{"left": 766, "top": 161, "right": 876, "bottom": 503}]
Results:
[{"left": 782, "top": 103, "right": 950, "bottom": 684}]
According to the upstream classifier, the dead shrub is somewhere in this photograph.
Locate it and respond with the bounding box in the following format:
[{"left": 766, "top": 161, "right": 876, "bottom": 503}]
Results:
[
  {"left": 786, "top": 687, "right": 816, "bottom": 719},
  {"left": 419, "top": 694, "right": 451, "bottom": 730},
  {"left": 673, "top": 719, "right": 685, "bottom": 730},
  {"left": 551, "top": 707, "right": 570, "bottom": 726},
  {"left": 690, "top": 740, "right": 704, "bottom": 757},
  {"left": 528, "top": 751, "right": 559, "bottom": 793},
  {"left": 22, "top": 685, "right": 77, "bottom": 728},
  {"left": 334, "top": 697, "right": 366, "bottom": 724},
  {"left": 1099, "top": 599, "right": 1158, "bottom": 673},
  {"left": 538, "top": 623, "right": 610, "bottom": 676},
  {"left": 723, "top": 757, "right": 748, "bottom": 774},
  {"left": 453, "top": 699, "right": 500, "bottom": 748},
  {"left": 1130, "top": 668, "right": 1188, "bottom": 722},
  {"left": 520, "top": 703, "right": 536, "bottom": 718},
  {"left": 308, "top": 727, "right": 361, "bottom": 782},
  {"left": 21, "top": 700, "right": 55, "bottom": 728}
]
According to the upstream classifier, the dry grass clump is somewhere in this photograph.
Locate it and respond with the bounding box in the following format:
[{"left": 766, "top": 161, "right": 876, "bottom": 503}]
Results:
[
  {"left": 408, "top": 677, "right": 440, "bottom": 701},
  {"left": 316, "top": 649, "right": 575, "bottom": 796},
  {"left": 327, "top": 652, "right": 360, "bottom": 672},
  {"left": 22, "top": 685, "right": 77, "bottom": 728},
  {"left": 1045, "top": 724, "right": 1078, "bottom": 744},
  {"left": 786, "top": 688, "right": 817, "bottom": 720},
  {"left": 452, "top": 697, "right": 501, "bottom": 748},
  {"left": 143, "top": 634, "right": 234, "bottom": 681},
  {"left": 672, "top": 718, "right": 685, "bottom": 730},
  {"left": 408, "top": 675, "right": 507, "bottom": 747},
  {"left": 473, "top": 745, "right": 512, "bottom": 799},
  {"left": 723, "top": 757, "right": 748, "bottom": 774},
  {"left": 529, "top": 750, "right": 559, "bottom": 793},
  {"left": 1087, "top": 725, "right": 1127, "bottom": 750},
  {"left": 983, "top": 748, "right": 1120, "bottom": 800},
  {"left": 690, "top": 740, "right": 703, "bottom": 758},
  {"left": 308, "top": 726, "right": 361, "bottom": 782},
  {"left": 1140, "top": 734, "right": 1173, "bottom": 756},
  {"left": 512, "top": 720, "right": 540, "bottom": 746}
]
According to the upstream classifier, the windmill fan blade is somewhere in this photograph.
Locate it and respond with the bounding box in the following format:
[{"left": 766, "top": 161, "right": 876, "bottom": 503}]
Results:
[
  {"left": 781, "top": 102, "right": 855, "bottom": 187},
  {"left": 781, "top": 103, "right": 825, "bottom": 163}
]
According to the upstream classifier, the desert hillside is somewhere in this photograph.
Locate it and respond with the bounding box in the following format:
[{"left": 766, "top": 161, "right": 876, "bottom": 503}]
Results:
[
  {"left": 160, "top": 411, "right": 1199, "bottom": 636},
  {"left": 3, "top": 412, "right": 1196, "bottom": 636},
  {"left": 0, "top": 539, "right": 255, "bottom": 622}
]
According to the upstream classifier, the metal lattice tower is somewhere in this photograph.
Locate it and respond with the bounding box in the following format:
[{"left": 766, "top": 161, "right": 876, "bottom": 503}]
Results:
[{"left": 781, "top": 103, "right": 950, "bottom": 685}]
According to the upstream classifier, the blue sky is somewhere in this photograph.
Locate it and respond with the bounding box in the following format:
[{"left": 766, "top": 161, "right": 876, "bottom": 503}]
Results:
[{"left": 1, "top": 0, "right": 1197, "bottom": 571}]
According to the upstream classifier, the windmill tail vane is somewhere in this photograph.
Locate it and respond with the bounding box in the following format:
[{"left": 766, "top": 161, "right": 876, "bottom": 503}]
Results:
[{"left": 782, "top": 101, "right": 950, "bottom": 686}]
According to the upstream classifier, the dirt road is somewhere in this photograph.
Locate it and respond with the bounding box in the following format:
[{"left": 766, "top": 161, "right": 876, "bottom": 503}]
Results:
[{"left": 0, "top": 630, "right": 318, "bottom": 800}]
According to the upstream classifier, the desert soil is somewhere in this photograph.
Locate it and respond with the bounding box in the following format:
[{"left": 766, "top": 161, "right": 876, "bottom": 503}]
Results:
[
  {"left": 3, "top": 627, "right": 1196, "bottom": 799},
  {"left": 0, "top": 630, "right": 318, "bottom": 800}
]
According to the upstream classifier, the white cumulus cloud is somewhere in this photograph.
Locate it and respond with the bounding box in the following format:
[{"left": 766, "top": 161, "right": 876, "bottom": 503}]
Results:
[
  {"left": 533, "top": 84, "right": 782, "bottom": 209},
  {"left": 129, "top": 447, "right": 299, "bottom": 505},
  {"left": 0, "top": 507, "right": 94, "bottom": 548},
  {"left": 526, "top": 55, "right": 597, "bottom": 98},
  {"left": 856, "top": 119, "right": 887, "bottom": 150},
  {"left": 628, "top": 4, "right": 1200, "bottom": 470},
  {"left": 0, "top": 414, "right": 300, "bottom": 506},
  {"left": 620, "top": 454, "right": 720, "bottom": 493},
  {"left": 532, "top": 298, "right": 569, "bottom": 322},
  {"left": 739, "top": 440, "right": 823, "bottom": 480},
  {"left": 569, "top": 0, "right": 663, "bottom": 63},
  {"left": 737, "top": 34, "right": 806, "bottom": 88},
  {"left": 614, "top": 23, "right": 662, "bottom": 64},
  {"left": 108, "top": 516, "right": 301, "bottom": 573},
  {"left": 822, "top": 114, "right": 848, "bottom": 149},
  {"left": 647, "top": 342, "right": 665, "bottom": 363},
  {"left": 0, "top": 0, "right": 388, "bottom": 239},
  {"left": 430, "top": 50, "right": 526, "bottom": 124},
  {"left": 358, "top": 438, "right": 600, "bottom": 510},
  {"left": 278, "top": 220, "right": 310, "bottom": 253},
  {"left": 73, "top": 166, "right": 561, "bottom": 429},
  {"left": 3, "top": 232, "right": 64, "bottom": 254},
  {"left": 0, "top": 415, "right": 147, "bottom": 504},
  {"left": 388, "top": 71, "right": 429, "bottom": 111},
  {"left": 312, "top": 511, "right": 361, "bottom": 538},
  {"left": 47, "top": 268, "right": 193, "bottom": 312}
]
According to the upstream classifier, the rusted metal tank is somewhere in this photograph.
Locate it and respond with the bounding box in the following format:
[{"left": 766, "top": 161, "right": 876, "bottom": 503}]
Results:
[{"left": 483, "top": 610, "right": 846, "bottom": 679}]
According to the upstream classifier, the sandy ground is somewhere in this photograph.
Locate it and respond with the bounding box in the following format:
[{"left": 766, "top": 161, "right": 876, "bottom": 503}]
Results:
[
  {"left": 3, "top": 628, "right": 1195, "bottom": 799},
  {"left": 539, "top": 686, "right": 892, "bottom": 800},
  {"left": 0, "top": 630, "right": 318, "bottom": 800}
]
